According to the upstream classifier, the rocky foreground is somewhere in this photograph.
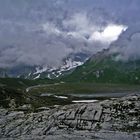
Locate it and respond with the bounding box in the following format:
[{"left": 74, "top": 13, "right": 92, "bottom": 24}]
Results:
[{"left": 0, "top": 94, "right": 140, "bottom": 140}]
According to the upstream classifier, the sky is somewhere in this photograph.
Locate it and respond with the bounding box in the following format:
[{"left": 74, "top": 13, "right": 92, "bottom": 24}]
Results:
[{"left": 0, "top": 0, "right": 140, "bottom": 68}]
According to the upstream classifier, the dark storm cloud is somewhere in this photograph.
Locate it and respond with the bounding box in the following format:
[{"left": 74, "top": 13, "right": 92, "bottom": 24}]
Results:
[{"left": 0, "top": 0, "right": 140, "bottom": 68}]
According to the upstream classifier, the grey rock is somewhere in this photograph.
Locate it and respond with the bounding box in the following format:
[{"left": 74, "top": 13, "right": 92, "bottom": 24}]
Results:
[
  {"left": 36, "top": 107, "right": 50, "bottom": 112},
  {"left": 17, "top": 104, "right": 32, "bottom": 111},
  {"left": 0, "top": 94, "right": 140, "bottom": 140}
]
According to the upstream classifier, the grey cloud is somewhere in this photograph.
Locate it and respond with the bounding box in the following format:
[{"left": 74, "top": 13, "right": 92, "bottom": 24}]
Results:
[
  {"left": 111, "top": 32, "right": 140, "bottom": 61},
  {"left": 0, "top": 0, "right": 140, "bottom": 68}
]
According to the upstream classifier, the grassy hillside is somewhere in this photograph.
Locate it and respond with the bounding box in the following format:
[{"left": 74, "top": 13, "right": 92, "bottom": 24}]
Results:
[
  {"left": 0, "top": 78, "right": 54, "bottom": 89},
  {"left": 0, "top": 78, "right": 54, "bottom": 108},
  {"left": 63, "top": 50, "right": 140, "bottom": 85}
]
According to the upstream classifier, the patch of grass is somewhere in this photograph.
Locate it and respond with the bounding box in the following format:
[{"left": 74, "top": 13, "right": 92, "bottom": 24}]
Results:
[
  {"left": 0, "top": 86, "right": 27, "bottom": 108},
  {"left": 28, "top": 82, "right": 140, "bottom": 95},
  {"left": 0, "top": 77, "right": 54, "bottom": 89},
  {"left": 0, "top": 78, "right": 55, "bottom": 108}
]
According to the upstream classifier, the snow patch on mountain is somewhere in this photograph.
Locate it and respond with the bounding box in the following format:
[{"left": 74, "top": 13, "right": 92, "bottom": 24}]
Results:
[
  {"left": 33, "top": 74, "right": 41, "bottom": 80},
  {"left": 34, "top": 67, "right": 48, "bottom": 75},
  {"left": 31, "top": 59, "right": 84, "bottom": 79},
  {"left": 61, "top": 59, "right": 84, "bottom": 70}
]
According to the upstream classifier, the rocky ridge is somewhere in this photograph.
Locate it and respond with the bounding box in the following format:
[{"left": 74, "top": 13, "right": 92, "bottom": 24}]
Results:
[{"left": 0, "top": 94, "right": 140, "bottom": 140}]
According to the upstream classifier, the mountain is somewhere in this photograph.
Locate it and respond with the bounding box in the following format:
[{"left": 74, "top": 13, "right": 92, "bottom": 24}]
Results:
[
  {"left": 0, "top": 52, "right": 88, "bottom": 79},
  {"left": 63, "top": 48, "right": 140, "bottom": 84}
]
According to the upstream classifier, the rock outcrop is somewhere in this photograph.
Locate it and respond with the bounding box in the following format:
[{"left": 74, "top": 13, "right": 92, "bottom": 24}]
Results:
[{"left": 0, "top": 94, "right": 140, "bottom": 140}]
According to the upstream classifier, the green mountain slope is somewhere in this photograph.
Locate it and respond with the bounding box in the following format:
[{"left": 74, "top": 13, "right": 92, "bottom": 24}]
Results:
[{"left": 63, "top": 49, "right": 140, "bottom": 84}]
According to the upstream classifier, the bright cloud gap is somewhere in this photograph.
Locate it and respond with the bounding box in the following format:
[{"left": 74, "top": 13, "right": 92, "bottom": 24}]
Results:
[{"left": 89, "top": 24, "right": 128, "bottom": 44}]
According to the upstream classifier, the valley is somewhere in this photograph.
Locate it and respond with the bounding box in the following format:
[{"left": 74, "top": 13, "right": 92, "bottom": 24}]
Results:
[
  {"left": 0, "top": 0, "right": 140, "bottom": 139},
  {"left": 1, "top": 77, "right": 140, "bottom": 108}
]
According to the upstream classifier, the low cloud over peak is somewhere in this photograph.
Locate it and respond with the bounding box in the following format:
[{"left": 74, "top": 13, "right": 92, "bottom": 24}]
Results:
[{"left": 0, "top": 0, "right": 139, "bottom": 68}]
